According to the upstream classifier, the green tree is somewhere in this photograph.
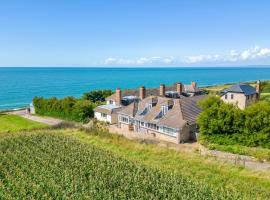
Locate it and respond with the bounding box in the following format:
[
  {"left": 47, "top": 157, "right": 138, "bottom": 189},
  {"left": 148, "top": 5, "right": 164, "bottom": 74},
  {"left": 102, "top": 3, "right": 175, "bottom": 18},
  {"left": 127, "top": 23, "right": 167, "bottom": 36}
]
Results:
[{"left": 82, "top": 90, "right": 113, "bottom": 103}]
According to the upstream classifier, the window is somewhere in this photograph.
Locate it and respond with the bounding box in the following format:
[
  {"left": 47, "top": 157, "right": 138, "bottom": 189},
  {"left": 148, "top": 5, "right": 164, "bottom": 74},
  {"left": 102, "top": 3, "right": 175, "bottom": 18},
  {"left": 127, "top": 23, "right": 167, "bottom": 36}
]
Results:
[
  {"left": 247, "top": 95, "right": 249, "bottom": 100},
  {"left": 161, "top": 105, "right": 168, "bottom": 115},
  {"left": 231, "top": 94, "right": 234, "bottom": 99},
  {"left": 119, "top": 116, "right": 129, "bottom": 123},
  {"left": 101, "top": 113, "right": 107, "bottom": 118},
  {"left": 159, "top": 126, "right": 177, "bottom": 137},
  {"left": 225, "top": 94, "right": 227, "bottom": 99}
]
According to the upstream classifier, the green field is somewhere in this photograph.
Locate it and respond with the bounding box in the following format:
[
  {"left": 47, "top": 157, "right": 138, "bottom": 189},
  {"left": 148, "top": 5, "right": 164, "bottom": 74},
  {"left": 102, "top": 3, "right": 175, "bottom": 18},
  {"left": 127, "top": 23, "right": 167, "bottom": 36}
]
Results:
[
  {"left": 0, "top": 114, "right": 48, "bottom": 132},
  {"left": 0, "top": 127, "right": 270, "bottom": 199}
]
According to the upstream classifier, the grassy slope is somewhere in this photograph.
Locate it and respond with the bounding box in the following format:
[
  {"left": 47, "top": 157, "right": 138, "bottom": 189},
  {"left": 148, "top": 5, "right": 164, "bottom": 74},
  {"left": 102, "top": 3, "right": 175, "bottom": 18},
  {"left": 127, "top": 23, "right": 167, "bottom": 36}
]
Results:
[
  {"left": 1, "top": 128, "right": 270, "bottom": 199},
  {"left": 71, "top": 130, "right": 270, "bottom": 199},
  {"left": 0, "top": 114, "right": 47, "bottom": 132}
]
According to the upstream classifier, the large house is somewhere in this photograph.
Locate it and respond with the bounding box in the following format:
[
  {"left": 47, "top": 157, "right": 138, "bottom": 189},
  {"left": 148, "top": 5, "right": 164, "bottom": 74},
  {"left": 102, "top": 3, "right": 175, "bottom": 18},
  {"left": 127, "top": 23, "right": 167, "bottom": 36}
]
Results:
[
  {"left": 220, "top": 80, "right": 261, "bottom": 109},
  {"left": 94, "top": 81, "right": 206, "bottom": 143}
]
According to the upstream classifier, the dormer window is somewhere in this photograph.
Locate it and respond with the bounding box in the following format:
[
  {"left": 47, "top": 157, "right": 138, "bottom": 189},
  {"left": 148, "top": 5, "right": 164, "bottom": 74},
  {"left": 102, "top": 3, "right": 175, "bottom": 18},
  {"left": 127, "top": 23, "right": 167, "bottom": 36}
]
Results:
[
  {"left": 162, "top": 105, "right": 168, "bottom": 115},
  {"left": 147, "top": 103, "right": 153, "bottom": 111}
]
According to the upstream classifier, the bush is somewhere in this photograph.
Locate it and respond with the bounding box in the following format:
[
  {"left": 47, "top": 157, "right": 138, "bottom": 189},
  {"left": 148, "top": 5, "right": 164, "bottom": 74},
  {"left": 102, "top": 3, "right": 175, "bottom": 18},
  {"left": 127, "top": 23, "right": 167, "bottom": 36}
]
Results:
[
  {"left": 197, "top": 96, "right": 270, "bottom": 148},
  {"left": 82, "top": 90, "right": 113, "bottom": 103},
  {"left": 33, "top": 97, "right": 95, "bottom": 123}
]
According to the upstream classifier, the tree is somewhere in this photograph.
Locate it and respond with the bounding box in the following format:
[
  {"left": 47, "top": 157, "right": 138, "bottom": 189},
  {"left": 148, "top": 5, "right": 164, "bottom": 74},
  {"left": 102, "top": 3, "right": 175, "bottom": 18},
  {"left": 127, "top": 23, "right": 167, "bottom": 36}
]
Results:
[{"left": 82, "top": 90, "right": 113, "bottom": 103}]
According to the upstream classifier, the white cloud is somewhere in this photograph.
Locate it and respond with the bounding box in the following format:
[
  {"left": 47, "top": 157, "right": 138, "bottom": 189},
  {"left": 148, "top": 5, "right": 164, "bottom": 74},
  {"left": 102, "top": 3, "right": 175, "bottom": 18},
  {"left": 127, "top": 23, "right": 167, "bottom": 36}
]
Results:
[
  {"left": 104, "top": 46, "right": 270, "bottom": 65},
  {"left": 185, "top": 46, "right": 270, "bottom": 64},
  {"left": 104, "top": 56, "right": 175, "bottom": 65},
  {"left": 186, "top": 54, "right": 221, "bottom": 64}
]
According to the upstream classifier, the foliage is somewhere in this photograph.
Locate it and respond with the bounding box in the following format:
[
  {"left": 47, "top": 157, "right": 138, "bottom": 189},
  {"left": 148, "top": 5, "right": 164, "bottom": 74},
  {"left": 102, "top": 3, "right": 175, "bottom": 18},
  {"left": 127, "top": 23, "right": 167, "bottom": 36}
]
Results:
[
  {"left": 0, "top": 132, "right": 241, "bottom": 199},
  {"left": 0, "top": 114, "right": 47, "bottom": 132},
  {"left": 82, "top": 89, "right": 113, "bottom": 103},
  {"left": 197, "top": 96, "right": 244, "bottom": 136},
  {"left": 197, "top": 96, "right": 270, "bottom": 148},
  {"left": 1, "top": 126, "right": 270, "bottom": 199},
  {"left": 261, "top": 81, "right": 270, "bottom": 93},
  {"left": 205, "top": 143, "right": 270, "bottom": 161},
  {"left": 33, "top": 96, "right": 95, "bottom": 123}
]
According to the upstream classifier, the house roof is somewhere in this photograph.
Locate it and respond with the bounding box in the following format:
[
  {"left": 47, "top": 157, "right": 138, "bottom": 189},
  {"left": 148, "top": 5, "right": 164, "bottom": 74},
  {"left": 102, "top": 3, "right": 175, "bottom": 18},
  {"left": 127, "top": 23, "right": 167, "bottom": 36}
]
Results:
[
  {"left": 94, "top": 104, "right": 122, "bottom": 115},
  {"left": 118, "top": 94, "right": 206, "bottom": 129},
  {"left": 106, "top": 83, "right": 203, "bottom": 101},
  {"left": 221, "top": 84, "right": 257, "bottom": 96}
]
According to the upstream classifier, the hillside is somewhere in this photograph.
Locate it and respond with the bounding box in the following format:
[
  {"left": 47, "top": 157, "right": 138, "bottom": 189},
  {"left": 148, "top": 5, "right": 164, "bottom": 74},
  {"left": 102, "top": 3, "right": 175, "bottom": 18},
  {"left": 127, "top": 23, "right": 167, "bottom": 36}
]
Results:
[{"left": 1, "top": 117, "right": 270, "bottom": 199}]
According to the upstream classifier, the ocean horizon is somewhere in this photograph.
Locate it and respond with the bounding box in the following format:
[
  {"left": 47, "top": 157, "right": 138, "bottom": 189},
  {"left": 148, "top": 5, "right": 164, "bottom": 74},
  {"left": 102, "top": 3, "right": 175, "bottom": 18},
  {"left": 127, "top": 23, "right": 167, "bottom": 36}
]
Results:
[{"left": 1, "top": 66, "right": 270, "bottom": 110}]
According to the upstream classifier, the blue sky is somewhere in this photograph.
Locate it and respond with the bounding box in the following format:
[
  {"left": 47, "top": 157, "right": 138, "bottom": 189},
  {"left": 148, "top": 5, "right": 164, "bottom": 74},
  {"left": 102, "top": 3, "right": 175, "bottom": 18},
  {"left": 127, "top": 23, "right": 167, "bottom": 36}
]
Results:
[{"left": 0, "top": 0, "right": 270, "bottom": 67}]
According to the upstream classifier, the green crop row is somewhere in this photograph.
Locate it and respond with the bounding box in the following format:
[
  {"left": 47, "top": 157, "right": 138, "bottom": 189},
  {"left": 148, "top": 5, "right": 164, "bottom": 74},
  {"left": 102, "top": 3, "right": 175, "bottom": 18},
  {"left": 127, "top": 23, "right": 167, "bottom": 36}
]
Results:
[{"left": 0, "top": 133, "right": 245, "bottom": 200}]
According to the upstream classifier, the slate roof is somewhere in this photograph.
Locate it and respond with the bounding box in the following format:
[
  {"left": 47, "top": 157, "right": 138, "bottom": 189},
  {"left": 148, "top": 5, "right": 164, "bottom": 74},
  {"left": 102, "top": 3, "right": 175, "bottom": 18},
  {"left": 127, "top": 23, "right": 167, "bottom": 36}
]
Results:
[
  {"left": 118, "top": 94, "right": 206, "bottom": 129},
  {"left": 221, "top": 84, "right": 257, "bottom": 96},
  {"left": 106, "top": 83, "right": 203, "bottom": 101}
]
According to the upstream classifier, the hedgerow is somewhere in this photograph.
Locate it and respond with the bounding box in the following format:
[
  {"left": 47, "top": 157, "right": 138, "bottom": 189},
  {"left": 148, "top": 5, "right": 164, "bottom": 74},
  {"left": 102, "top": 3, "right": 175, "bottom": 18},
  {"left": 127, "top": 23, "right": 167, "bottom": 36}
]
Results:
[{"left": 33, "top": 96, "right": 95, "bottom": 123}]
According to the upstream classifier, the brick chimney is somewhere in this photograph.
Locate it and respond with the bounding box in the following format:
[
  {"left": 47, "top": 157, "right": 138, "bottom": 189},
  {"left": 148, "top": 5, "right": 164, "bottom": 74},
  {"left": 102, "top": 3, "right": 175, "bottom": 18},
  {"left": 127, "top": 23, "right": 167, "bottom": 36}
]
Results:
[
  {"left": 139, "top": 86, "right": 146, "bottom": 100},
  {"left": 115, "top": 88, "right": 122, "bottom": 106},
  {"left": 256, "top": 80, "right": 261, "bottom": 99},
  {"left": 191, "top": 81, "right": 197, "bottom": 88},
  {"left": 160, "top": 84, "right": 165, "bottom": 96},
  {"left": 176, "top": 82, "right": 182, "bottom": 95}
]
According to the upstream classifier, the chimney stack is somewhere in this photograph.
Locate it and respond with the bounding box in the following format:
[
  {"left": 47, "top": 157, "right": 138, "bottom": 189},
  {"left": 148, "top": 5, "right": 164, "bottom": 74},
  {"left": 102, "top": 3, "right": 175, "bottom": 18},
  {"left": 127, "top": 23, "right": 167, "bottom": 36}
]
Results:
[
  {"left": 191, "top": 81, "right": 197, "bottom": 88},
  {"left": 160, "top": 84, "right": 165, "bottom": 96},
  {"left": 176, "top": 82, "right": 182, "bottom": 95},
  {"left": 115, "top": 88, "right": 122, "bottom": 106},
  {"left": 256, "top": 80, "right": 261, "bottom": 99},
  {"left": 139, "top": 86, "right": 146, "bottom": 100}
]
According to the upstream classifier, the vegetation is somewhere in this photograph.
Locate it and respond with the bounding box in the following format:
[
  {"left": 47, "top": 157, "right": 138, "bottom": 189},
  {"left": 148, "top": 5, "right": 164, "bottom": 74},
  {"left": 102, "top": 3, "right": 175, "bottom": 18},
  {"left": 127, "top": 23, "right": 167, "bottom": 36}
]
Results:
[
  {"left": 32, "top": 89, "right": 113, "bottom": 123},
  {"left": 0, "top": 114, "right": 47, "bottom": 132},
  {"left": 33, "top": 96, "right": 95, "bottom": 123},
  {"left": 0, "top": 127, "right": 270, "bottom": 199},
  {"left": 82, "top": 89, "right": 113, "bottom": 103},
  {"left": 197, "top": 96, "right": 270, "bottom": 158}
]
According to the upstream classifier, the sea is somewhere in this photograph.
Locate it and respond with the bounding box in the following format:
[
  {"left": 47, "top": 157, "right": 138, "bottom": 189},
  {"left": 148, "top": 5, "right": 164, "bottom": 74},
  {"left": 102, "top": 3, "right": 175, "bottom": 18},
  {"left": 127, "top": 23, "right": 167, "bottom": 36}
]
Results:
[{"left": 1, "top": 67, "right": 270, "bottom": 111}]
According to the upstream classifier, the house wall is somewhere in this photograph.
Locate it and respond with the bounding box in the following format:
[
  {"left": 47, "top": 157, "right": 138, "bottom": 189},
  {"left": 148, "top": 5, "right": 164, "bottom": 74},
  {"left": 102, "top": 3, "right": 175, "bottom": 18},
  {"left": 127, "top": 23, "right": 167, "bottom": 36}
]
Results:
[
  {"left": 180, "top": 124, "right": 197, "bottom": 142},
  {"left": 221, "top": 92, "right": 247, "bottom": 109},
  {"left": 94, "top": 112, "right": 112, "bottom": 123}
]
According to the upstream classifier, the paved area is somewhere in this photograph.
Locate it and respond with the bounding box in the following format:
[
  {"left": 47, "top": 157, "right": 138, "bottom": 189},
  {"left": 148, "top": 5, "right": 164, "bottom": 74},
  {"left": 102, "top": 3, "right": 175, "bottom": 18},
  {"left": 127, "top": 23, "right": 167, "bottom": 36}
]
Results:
[{"left": 10, "top": 110, "right": 63, "bottom": 126}]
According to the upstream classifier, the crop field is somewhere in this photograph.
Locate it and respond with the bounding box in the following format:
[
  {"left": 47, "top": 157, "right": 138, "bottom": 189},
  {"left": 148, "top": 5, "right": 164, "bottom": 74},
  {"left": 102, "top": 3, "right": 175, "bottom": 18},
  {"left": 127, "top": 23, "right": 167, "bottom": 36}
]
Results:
[
  {"left": 0, "top": 131, "right": 250, "bottom": 200},
  {"left": 0, "top": 130, "right": 269, "bottom": 199},
  {"left": 0, "top": 114, "right": 47, "bottom": 132}
]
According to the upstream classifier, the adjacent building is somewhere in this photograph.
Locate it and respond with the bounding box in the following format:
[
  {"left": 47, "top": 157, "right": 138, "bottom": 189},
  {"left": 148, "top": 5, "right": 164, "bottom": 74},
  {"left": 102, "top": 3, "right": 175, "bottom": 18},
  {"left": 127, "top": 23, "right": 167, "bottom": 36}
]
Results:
[
  {"left": 94, "top": 81, "right": 206, "bottom": 143},
  {"left": 220, "top": 81, "right": 261, "bottom": 109}
]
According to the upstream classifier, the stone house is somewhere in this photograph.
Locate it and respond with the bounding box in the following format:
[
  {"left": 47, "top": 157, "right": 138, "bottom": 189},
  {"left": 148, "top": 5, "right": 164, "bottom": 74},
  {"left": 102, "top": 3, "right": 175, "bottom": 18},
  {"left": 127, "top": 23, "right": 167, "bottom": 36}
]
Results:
[
  {"left": 94, "top": 81, "right": 206, "bottom": 143},
  {"left": 220, "top": 81, "right": 261, "bottom": 109}
]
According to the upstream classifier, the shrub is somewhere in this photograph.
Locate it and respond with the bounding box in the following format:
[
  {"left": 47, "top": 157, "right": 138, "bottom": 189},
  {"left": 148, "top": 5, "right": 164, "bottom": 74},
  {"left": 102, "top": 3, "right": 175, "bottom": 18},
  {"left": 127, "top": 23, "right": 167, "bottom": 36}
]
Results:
[
  {"left": 82, "top": 90, "right": 113, "bottom": 103},
  {"left": 33, "top": 97, "right": 95, "bottom": 123},
  {"left": 197, "top": 96, "right": 270, "bottom": 148}
]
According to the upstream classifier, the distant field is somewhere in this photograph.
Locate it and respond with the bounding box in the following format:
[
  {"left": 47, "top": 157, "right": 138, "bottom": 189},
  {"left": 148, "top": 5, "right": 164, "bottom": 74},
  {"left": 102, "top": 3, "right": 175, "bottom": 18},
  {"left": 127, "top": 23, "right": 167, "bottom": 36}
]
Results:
[
  {"left": 0, "top": 128, "right": 270, "bottom": 199},
  {"left": 0, "top": 114, "right": 47, "bottom": 132}
]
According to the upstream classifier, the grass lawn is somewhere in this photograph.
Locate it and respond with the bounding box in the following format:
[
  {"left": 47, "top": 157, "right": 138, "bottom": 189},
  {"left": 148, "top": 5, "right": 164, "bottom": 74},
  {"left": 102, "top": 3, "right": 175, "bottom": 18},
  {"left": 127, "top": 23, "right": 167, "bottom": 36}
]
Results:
[{"left": 0, "top": 114, "right": 48, "bottom": 132}]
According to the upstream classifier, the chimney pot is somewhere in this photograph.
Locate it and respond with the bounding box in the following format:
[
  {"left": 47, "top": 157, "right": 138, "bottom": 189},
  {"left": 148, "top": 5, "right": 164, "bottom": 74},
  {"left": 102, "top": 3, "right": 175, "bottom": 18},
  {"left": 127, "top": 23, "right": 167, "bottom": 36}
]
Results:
[
  {"left": 191, "top": 81, "right": 197, "bottom": 88},
  {"left": 256, "top": 80, "right": 261, "bottom": 99},
  {"left": 115, "top": 88, "right": 122, "bottom": 106},
  {"left": 139, "top": 86, "right": 146, "bottom": 100},
  {"left": 160, "top": 84, "right": 165, "bottom": 96},
  {"left": 176, "top": 82, "right": 182, "bottom": 95}
]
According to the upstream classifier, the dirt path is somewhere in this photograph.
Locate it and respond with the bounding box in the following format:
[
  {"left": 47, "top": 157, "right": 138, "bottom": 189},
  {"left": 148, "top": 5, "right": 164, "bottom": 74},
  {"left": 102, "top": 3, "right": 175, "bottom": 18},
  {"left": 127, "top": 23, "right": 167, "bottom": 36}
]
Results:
[{"left": 10, "top": 110, "right": 63, "bottom": 126}]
